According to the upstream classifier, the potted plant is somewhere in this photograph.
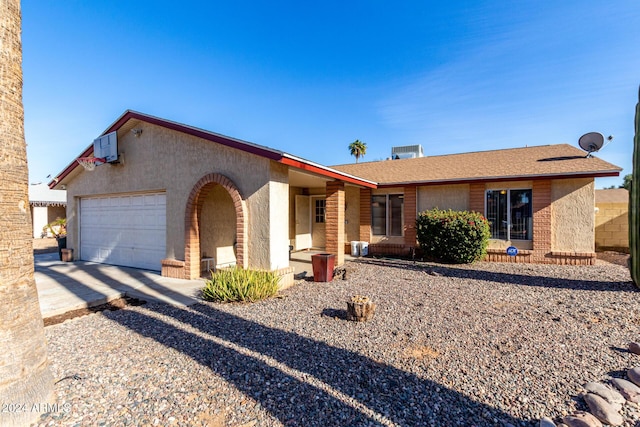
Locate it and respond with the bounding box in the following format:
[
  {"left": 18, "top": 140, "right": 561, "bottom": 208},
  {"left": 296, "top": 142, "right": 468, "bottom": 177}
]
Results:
[{"left": 43, "top": 217, "right": 67, "bottom": 260}]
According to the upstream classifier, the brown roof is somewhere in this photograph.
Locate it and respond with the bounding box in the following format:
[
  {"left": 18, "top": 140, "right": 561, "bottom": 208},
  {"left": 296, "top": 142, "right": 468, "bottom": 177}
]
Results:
[
  {"left": 595, "top": 188, "right": 629, "bottom": 203},
  {"left": 332, "top": 144, "right": 621, "bottom": 186}
]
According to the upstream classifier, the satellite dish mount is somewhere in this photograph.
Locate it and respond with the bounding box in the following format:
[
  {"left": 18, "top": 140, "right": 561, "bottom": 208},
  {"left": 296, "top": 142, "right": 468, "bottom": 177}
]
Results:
[{"left": 578, "top": 132, "right": 607, "bottom": 158}]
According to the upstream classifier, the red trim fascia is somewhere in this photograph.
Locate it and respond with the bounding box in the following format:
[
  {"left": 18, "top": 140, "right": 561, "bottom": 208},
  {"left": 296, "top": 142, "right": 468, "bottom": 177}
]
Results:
[
  {"left": 280, "top": 157, "right": 377, "bottom": 188},
  {"left": 48, "top": 144, "right": 93, "bottom": 188},
  {"left": 377, "top": 171, "right": 620, "bottom": 188}
]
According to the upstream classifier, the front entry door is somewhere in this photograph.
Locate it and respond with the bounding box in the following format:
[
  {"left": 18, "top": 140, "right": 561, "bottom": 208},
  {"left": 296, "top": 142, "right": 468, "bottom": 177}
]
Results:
[
  {"left": 295, "top": 195, "right": 311, "bottom": 250},
  {"left": 311, "top": 196, "right": 326, "bottom": 249}
]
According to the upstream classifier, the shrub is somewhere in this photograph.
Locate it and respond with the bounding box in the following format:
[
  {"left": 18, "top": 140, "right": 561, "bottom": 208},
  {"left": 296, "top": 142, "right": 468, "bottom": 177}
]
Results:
[
  {"left": 416, "top": 208, "right": 490, "bottom": 264},
  {"left": 202, "top": 267, "right": 279, "bottom": 303}
]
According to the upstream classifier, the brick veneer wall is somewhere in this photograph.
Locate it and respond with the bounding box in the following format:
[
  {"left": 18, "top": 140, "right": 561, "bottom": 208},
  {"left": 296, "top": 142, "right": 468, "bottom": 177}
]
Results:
[
  {"left": 532, "top": 180, "right": 552, "bottom": 263},
  {"left": 326, "top": 181, "right": 345, "bottom": 266},
  {"left": 359, "top": 188, "right": 371, "bottom": 242},
  {"left": 403, "top": 186, "right": 417, "bottom": 248}
]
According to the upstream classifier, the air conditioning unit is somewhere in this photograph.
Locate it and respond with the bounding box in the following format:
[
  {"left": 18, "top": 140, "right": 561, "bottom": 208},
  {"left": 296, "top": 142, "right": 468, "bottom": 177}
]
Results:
[{"left": 391, "top": 144, "right": 424, "bottom": 159}]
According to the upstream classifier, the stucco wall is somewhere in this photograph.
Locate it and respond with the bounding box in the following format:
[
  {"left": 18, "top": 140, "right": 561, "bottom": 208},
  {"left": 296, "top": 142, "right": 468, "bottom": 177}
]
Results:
[
  {"left": 200, "top": 185, "right": 236, "bottom": 268},
  {"left": 551, "top": 178, "right": 594, "bottom": 252},
  {"left": 64, "top": 120, "right": 277, "bottom": 269},
  {"left": 268, "top": 162, "right": 290, "bottom": 270},
  {"left": 417, "top": 184, "right": 470, "bottom": 213}
]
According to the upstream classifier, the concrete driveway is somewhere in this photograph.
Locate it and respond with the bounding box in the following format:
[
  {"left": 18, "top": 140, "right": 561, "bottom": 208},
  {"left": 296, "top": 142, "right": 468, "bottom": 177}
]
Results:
[{"left": 35, "top": 253, "right": 206, "bottom": 318}]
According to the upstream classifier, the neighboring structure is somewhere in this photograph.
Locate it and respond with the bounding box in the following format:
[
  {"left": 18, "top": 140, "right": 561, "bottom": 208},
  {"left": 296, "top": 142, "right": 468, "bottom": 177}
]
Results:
[
  {"left": 29, "top": 183, "right": 66, "bottom": 238},
  {"left": 50, "top": 111, "right": 621, "bottom": 284},
  {"left": 595, "top": 188, "right": 629, "bottom": 251}
]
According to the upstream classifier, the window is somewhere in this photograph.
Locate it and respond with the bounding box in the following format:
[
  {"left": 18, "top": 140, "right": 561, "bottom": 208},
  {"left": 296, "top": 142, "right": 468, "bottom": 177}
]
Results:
[
  {"left": 485, "top": 189, "right": 532, "bottom": 240},
  {"left": 372, "top": 194, "right": 404, "bottom": 236},
  {"left": 315, "top": 199, "right": 326, "bottom": 223}
]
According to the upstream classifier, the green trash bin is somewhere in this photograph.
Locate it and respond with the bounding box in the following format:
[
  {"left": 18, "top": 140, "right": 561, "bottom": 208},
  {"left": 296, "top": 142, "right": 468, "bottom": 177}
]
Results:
[{"left": 312, "top": 253, "right": 335, "bottom": 282}]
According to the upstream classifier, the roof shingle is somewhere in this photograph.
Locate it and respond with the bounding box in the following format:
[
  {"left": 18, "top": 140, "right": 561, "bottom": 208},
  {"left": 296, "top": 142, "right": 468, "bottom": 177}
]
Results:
[{"left": 331, "top": 144, "right": 621, "bottom": 185}]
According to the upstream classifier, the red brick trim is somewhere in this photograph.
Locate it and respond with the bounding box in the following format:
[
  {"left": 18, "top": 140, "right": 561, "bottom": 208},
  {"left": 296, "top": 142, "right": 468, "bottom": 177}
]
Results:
[
  {"left": 359, "top": 188, "right": 371, "bottom": 242},
  {"left": 548, "top": 251, "right": 596, "bottom": 265},
  {"left": 403, "top": 186, "right": 417, "bottom": 247},
  {"left": 484, "top": 249, "right": 533, "bottom": 263},
  {"left": 161, "top": 259, "right": 185, "bottom": 278},
  {"left": 368, "top": 243, "right": 414, "bottom": 257},
  {"left": 326, "top": 181, "right": 345, "bottom": 266},
  {"left": 183, "top": 173, "right": 248, "bottom": 280},
  {"left": 532, "top": 180, "right": 552, "bottom": 263}
]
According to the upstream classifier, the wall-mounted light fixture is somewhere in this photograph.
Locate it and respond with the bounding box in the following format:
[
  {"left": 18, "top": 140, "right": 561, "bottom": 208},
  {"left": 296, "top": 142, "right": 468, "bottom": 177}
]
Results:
[{"left": 131, "top": 129, "right": 143, "bottom": 137}]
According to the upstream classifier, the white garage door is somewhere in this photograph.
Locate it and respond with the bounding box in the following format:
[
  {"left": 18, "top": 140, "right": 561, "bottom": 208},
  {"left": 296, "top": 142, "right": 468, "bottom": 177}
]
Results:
[{"left": 80, "top": 193, "right": 166, "bottom": 271}]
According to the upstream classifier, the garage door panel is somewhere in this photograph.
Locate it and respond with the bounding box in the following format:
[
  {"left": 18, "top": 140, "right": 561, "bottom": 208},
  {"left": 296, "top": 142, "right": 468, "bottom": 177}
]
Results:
[{"left": 80, "top": 193, "right": 166, "bottom": 271}]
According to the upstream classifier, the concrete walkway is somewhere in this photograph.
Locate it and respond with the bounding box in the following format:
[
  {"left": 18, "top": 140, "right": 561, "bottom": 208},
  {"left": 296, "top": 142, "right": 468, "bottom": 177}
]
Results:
[
  {"left": 35, "top": 253, "right": 206, "bottom": 318},
  {"left": 35, "top": 250, "right": 353, "bottom": 318}
]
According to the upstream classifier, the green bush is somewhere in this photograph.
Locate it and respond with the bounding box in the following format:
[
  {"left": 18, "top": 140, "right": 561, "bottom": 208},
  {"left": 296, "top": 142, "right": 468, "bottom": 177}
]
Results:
[
  {"left": 416, "top": 208, "right": 490, "bottom": 264},
  {"left": 202, "top": 267, "right": 279, "bottom": 303}
]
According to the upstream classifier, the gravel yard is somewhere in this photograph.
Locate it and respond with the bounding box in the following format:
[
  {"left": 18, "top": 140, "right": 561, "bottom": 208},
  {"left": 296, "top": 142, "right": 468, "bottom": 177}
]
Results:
[{"left": 34, "top": 258, "right": 638, "bottom": 427}]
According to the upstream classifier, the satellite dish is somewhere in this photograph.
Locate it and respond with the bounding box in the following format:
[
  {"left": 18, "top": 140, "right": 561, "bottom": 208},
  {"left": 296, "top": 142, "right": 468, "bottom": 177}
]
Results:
[{"left": 578, "top": 132, "right": 605, "bottom": 156}]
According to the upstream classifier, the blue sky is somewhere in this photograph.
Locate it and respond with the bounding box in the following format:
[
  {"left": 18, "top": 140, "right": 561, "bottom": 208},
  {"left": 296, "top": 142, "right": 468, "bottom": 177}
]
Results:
[{"left": 23, "top": 1, "right": 639, "bottom": 188}]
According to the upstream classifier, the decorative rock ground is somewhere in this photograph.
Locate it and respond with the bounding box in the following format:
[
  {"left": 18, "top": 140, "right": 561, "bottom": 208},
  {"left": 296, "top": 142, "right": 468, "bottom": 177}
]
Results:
[
  {"left": 611, "top": 378, "right": 640, "bottom": 403},
  {"left": 562, "top": 411, "right": 603, "bottom": 427},
  {"left": 584, "top": 382, "right": 625, "bottom": 409},
  {"left": 583, "top": 393, "right": 624, "bottom": 426},
  {"left": 539, "top": 416, "right": 557, "bottom": 427},
  {"left": 627, "top": 367, "right": 640, "bottom": 386}
]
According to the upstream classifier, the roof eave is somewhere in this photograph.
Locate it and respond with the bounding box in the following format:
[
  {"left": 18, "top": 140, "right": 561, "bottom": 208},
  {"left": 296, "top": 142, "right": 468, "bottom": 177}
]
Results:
[
  {"left": 376, "top": 170, "right": 622, "bottom": 188},
  {"left": 280, "top": 154, "right": 378, "bottom": 188}
]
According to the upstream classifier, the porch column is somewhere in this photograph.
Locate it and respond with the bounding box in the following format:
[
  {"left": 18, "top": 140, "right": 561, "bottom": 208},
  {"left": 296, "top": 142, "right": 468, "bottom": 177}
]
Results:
[
  {"left": 532, "top": 179, "right": 552, "bottom": 263},
  {"left": 326, "top": 181, "right": 345, "bottom": 266},
  {"left": 359, "top": 188, "right": 371, "bottom": 242},
  {"left": 403, "top": 186, "right": 417, "bottom": 247}
]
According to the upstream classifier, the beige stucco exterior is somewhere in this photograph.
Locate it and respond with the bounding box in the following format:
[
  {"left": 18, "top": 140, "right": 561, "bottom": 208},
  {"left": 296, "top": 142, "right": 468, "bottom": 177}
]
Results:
[
  {"left": 200, "top": 185, "right": 237, "bottom": 268},
  {"left": 267, "top": 162, "right": 291, "bottom": 270},
  {"left": 551, "top": 178, "right": 594, "bottom": 253},
  {"left": 63, "top": 120, "right": 289, "bottom": 277},
  {"left": 57, "top": 111, "right": 613, "bottom": 278},
  {"left": 417, "top": 184, "right": 470, "bottom": 213}
]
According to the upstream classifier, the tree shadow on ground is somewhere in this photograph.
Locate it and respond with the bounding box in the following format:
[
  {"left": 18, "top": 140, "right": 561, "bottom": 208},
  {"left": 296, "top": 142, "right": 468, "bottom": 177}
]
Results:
[
  {"left": 356, "top": 258, "right": 635, "bottom": 293},
  {"left": 110, "top": 302, "right": 531, "bottom": 426},
  {"left": 36, "top": 257, "right": 530, "bottom": 425}
]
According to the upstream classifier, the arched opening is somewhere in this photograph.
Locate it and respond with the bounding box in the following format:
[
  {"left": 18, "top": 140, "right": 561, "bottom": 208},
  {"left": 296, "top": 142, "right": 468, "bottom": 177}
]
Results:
[{"left": 184, "top": 173, "right": 247, "bottom": 279}]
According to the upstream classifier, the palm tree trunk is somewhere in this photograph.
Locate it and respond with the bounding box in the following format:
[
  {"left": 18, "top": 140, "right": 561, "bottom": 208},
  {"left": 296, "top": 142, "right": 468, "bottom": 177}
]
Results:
[{"left": 0, "top": 1, "right": 54, "bottom": 425}]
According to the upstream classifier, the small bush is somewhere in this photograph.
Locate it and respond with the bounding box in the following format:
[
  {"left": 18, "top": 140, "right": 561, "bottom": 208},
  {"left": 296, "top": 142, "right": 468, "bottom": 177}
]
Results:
[
  {"left": 416, "top": 208, "right": 490, "bottom": 264},
  {"left": 202, "top": 267, "right": 279, "bottom": 303}
]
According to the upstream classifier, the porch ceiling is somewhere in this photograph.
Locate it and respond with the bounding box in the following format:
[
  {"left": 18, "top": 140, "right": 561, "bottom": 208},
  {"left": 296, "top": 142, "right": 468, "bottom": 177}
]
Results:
[{"left": 288, "top": 169, "right": 332, "bottom": 188}]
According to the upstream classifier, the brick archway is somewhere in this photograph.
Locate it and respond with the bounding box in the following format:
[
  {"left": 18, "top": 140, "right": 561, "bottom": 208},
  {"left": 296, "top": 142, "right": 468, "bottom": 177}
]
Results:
[{"left": 184, "top": 173, "right": 247, "bottom": 279}]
